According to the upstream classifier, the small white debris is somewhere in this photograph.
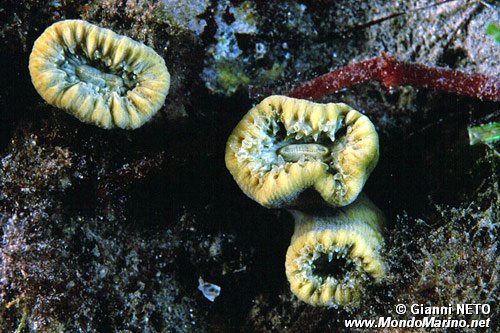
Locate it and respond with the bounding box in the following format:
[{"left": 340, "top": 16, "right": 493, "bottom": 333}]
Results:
[{"left": 197, "top": 277, "right": 221, "bottom": 302}]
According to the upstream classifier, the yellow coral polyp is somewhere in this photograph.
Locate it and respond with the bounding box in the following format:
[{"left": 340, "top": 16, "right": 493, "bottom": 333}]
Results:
[
  {"left": 29, "top": 20, "right": 170, "bottom": 129},
  {"left": 285, "top": 195, "right": 386, "bottom": 307},
  {"left": 225, "top": 95, "right": 379, "bottom": 208}
]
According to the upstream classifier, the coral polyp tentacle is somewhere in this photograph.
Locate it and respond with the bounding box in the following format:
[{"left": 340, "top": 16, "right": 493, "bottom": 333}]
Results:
[
  {"left": 29, "top": 19, "right": 170, "bottom": 129},
  {"left": 285, "top": 195, "right": 386, "bottom": 307},
  {"left": 225, "top": 95, "right": 379, "bottom": 208}
]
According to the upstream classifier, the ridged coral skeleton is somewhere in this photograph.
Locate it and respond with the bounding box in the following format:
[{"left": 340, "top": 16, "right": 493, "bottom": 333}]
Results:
[
  {"left": 225, "top": 95, "right": 379, "bottom": 208},
  {"left": 285, "top": 195, "right": 386, "bottom": 307},
  {"left": 29, "top": 20, "right": 170, "bottom": 129}
]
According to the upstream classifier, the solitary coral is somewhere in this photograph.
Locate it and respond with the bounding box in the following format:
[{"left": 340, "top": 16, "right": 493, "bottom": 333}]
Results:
[
  {"left": 225, "top": 95, "right": 379, "bottom": 208},
  {"left": 29, "top": 20, "right": 170, "bottom": 129},
  {"left": 285, "top": 195, "right": 386, "bottom": 307}
]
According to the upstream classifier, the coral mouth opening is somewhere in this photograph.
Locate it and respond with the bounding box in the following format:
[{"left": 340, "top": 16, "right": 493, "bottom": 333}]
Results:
[
  {"left": 60, "top": 48, "right": 137, "bottom": 97},
  {"left": 278, "top": 143, "right": 330, "bottom": 162},
  {"left": 311, "top": 251, "right": 355, "bottom": 280}
]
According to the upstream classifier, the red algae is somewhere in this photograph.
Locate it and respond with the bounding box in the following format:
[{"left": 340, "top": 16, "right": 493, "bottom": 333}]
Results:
[{"left": 289, "top": 54, "right": 500, "bottom": 102}]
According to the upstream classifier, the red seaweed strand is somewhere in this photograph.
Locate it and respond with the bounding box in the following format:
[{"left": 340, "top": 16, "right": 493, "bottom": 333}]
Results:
[
  {"left": 288, "top": 57, "right": 383, "bottom": 99},
  {"left": 288, "top": 54, "right": 500, "bottom": 102}
]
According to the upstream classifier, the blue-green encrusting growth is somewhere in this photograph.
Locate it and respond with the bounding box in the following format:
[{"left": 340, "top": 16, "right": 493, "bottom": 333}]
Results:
[
  {"left": 486, "top": 22, "right": 500, "bottom": 44},
  {"left": 468, "top": 122, "right": 500, "bottom": 145}
]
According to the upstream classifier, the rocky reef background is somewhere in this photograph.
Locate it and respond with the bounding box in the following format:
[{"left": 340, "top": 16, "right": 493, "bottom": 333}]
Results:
[{"left": 0, "top": 0, "right": 498, "bottom": 331}]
